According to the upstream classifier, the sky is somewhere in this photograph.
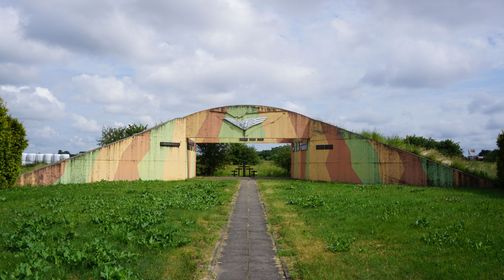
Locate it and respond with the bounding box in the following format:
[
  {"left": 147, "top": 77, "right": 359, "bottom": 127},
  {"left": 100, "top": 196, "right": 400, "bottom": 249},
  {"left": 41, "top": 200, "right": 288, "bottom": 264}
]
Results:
[{"left": 0, "top": 0, "right": 503, "bottom": 154}]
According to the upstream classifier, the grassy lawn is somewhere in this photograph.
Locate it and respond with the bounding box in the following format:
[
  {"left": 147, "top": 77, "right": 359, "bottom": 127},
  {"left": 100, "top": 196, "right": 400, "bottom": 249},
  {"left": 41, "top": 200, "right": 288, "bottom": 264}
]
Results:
[
  {"left": 0, "top": 179, "right": 238, "bottom": 279},
  {"left": 214, "top": 160, "right": 288, "bottom": 177},
  {"left": 259, "top": 179, "right": 504, "bottom": 279}
]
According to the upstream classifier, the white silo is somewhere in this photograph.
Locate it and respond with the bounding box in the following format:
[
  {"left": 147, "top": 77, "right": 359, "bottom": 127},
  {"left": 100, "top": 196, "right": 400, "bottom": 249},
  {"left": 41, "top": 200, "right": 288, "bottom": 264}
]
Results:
[
  {"left": 26, "top": 153, "right": 36, "bottom": 164},
  {"left": 43, "top": 154, "right": 52, "bottom": 164},
  {"left": 51, "top": 154, "right": 61, "bottom": 163},
  {"left": 60, "top": 154, "right": 70, "bottom": 161},
  {"left": 35, "top": 153, "right": 44, "bottom": 163}
]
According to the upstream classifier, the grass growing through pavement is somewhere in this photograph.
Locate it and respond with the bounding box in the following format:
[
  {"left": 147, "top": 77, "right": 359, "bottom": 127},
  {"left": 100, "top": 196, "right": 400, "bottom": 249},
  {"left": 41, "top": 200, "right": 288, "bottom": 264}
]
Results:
[
  {"left": 214, "top": 160, "right": 289, "bottom": 177},
  {"left": 0, "top": 179, "right": 238, "bottom": 279},
  {"left": 259, "top": 179, "right": 504, "bottom": 279}
]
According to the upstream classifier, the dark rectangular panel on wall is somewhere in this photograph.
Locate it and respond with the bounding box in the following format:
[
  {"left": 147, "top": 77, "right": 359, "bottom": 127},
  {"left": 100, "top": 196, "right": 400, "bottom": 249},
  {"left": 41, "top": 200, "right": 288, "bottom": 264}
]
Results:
[
  {"left": 316, "top": 144, "right": 333, "bottom": 150},
  {"left": 160, "top": 142, "right": 180, "bottom": 147}
]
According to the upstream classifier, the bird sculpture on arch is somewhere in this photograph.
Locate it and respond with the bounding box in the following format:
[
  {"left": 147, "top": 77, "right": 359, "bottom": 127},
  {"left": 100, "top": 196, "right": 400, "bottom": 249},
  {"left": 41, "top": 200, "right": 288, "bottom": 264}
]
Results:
[{"left": 18, "top": 105, "right": 493, "bottom": 188}]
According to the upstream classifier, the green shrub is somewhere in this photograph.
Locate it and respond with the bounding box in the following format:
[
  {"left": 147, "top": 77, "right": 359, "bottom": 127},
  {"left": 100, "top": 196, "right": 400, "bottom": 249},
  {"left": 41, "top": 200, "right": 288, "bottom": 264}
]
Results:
[
  {"left": 479, "top": 149, "right": 498, "bottom": 162},
  {"left": 405, "top": 135, "right": 463, "bottom": 157},
  {"left": 0, "top": 98, "right": 28, "bottom": 188},
  {"left": 271, "top": 145, "right": 291, "bottom": 174},
  {"left": 497, "top": 131, "right": 504, "bottom": 187}
]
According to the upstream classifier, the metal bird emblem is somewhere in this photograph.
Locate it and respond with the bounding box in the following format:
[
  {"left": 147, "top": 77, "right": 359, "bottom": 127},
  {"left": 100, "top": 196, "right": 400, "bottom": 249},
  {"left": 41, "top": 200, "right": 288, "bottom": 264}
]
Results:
[{"left": 224, "top": 116, "right": 267, "bottom": 130}]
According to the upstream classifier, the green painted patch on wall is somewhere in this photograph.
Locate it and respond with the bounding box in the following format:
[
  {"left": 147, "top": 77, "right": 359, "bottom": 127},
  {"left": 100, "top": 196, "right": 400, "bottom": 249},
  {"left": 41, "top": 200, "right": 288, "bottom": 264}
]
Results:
[
  {"left": 345, "top": 139, "right": 381, "bottom": 184},
  {"left": 219, "top": 106, "right": 265, "bottom": 140},
  {"left": 421, "top": 159, "right": 454, "bottom": 187},
  {"left": 138, "top": 121, "right": 175, "bottom": 180},
  {"left": 58, "top": 151, "right": 98, "bottom": 184}
]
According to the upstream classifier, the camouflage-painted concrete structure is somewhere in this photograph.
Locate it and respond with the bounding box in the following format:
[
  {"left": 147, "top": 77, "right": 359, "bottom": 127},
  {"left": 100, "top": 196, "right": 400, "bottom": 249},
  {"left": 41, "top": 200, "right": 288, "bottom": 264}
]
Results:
[{"left": 18, "top": 105, "right": 492, "bottom": 188}]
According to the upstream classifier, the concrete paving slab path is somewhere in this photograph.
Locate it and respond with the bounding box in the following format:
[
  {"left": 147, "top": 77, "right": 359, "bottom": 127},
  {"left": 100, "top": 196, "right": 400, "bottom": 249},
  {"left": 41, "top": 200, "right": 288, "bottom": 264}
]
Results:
[{"left": 216, "top": 178, "right": 282, "bottom": 280}]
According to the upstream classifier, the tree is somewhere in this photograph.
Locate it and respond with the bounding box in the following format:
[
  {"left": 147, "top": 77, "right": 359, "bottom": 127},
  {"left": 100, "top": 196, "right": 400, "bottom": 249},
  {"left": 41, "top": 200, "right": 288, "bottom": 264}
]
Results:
[
  {"left": 196, "top": 143, "right": 230, "bottom": 176},
  {"left": 436, "top": 139, "right": 463, "bottom": 157},
  {"left": 97, "top": 123, "right": 148, "bottom": 146},
  {"left": 497, "top": 131, "right": 504, "bottom": 187},
  {"left": 478, "top": 149, "right": 498, "bottom": 162},
  {"left": 228, "top": 143, "right": 259, "bottom": 165},
  {"left": 0, "top": 98, "right": 28, "bottom": 188},
  {"left": 271, "top": 145, "right": 291, "bottom": 174},
  {"left": 258, "top": 149, "right": 273, "bottom": 161}
]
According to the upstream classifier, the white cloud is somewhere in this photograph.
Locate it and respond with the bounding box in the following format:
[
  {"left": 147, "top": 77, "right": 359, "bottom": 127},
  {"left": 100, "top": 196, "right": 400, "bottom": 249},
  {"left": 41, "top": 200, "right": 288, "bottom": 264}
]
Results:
[
  {"left": 282, "top": 101, "right": 307, "bottom": 115},
  {"left": 0, "top": 63, "right": 37, "bottom": 84},
  {"left": 0, "top": 0, "right": 502, "bottom": 154},
  {"left": 0, "top": 6, "right": 67, "bottom": 64},
  {"left": 139, "top": 50, "right": 318, "bottom": 100},
  {"left": 31, "top": 125, "right": 58, "bottom": 139},
  {"left": 71, "top": 74, "right": 156, "bottom": 114},
  {"left": 71, "top": 114, "right": 100, "bottom": 132},
  {"left": 0, "top": 85, "right": 65, "bottom": 120}
]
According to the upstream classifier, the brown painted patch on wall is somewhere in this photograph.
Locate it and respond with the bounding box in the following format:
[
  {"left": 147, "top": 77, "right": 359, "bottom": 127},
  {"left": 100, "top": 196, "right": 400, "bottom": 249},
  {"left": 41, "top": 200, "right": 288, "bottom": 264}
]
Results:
[
  {"left": 18, "top": 161, "right": 66, "bottom": 186},
  {"left": 114, "top": 132, "right": 151, "bottom": 180},
  {"left": 453, "top": 170, "right": 494, "bottom": 188},
  {"left": 371, "top": 142, "right": 404, "bottom": 184},
  {"left": 322, "top": 123, "right": 361, "bottom": 183},
  {"left": 288, "top": 112, "right": 310, "bottom": 139},
  {"left": 398, "top": 151, "right": 427, "bottom": 185},
  {"left": 196, "top": 111, "right": 225, "bottom": 138}
]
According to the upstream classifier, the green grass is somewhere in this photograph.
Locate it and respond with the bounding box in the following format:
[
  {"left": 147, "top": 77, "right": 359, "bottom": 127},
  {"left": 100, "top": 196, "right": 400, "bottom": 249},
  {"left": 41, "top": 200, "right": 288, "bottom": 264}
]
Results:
[
  {"left": 214, "top": 160, "right": 289, "bottom": 177},
  {"left": 259, "top": 179, "right": 504, "bottom": 279},
  {"left": 0, "top": 179, "right": 238, "bottom": 279}
]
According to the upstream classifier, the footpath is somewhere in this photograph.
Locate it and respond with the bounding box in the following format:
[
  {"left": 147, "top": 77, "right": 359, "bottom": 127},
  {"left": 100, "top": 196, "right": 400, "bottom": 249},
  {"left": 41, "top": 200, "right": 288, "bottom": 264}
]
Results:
[{"left": 216, "top": 178, "right": 282, "bottom": 280}]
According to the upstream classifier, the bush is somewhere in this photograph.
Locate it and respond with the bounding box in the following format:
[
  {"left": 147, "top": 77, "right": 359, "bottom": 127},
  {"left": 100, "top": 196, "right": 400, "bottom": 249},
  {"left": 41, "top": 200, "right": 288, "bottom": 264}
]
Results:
[
  {"left": 404, "top": 135, "right": 437, "bottom": 150},
  {"left": 271, "top": 145, "right": 291, "bottom": 174},
  {"left": 436, "top": 139, "right": 463, "bottom": 157},
  {"left": 403, "top": 135, "right": 463, "bottom": 157},
  {"left": 0, "top": 98, "right": 28, "bottom": 188},
  {"left": 479, "top": 149, "right": 498, "bottom": 162},
  {"left": 497, "top": 131, "right": 504, "bottom": 187}
]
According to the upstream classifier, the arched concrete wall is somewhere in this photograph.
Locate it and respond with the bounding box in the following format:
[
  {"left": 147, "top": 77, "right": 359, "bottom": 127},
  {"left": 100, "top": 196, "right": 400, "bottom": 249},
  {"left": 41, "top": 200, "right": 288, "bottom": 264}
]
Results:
[{"left": 18, "top": 105, "right": 493, "bottom": 188}]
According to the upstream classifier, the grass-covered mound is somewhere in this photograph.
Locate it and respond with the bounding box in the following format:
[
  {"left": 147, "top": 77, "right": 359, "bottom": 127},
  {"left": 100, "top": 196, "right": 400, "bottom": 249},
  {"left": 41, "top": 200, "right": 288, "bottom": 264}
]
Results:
[{"left": 361, "top": 131, "right": 497, "bottom": 180}]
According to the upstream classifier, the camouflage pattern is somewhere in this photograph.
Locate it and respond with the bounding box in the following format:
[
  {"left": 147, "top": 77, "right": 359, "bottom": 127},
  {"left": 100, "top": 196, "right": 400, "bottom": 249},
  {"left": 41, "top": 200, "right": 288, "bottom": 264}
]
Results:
[{"left": 18, "top": 105, "right": 493, "bottom": 188}]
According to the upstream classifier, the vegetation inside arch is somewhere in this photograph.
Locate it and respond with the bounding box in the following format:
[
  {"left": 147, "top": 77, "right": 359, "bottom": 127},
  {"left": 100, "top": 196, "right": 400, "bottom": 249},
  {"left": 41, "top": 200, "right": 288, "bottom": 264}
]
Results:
[{"left": 196, "top": 143, "right": 291, "bottom": 177}]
